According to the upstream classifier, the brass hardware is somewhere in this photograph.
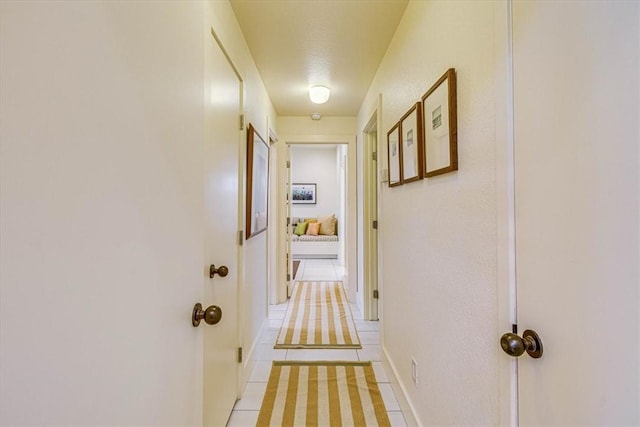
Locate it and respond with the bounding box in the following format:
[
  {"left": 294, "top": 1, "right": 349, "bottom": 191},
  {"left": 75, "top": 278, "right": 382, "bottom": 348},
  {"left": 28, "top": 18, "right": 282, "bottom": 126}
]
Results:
[
  {"left": 209, "top": 264, "right": 229, "bottom": 278},
  {"left": 192, "top": 303, "right": 222, "bottom": 327},
  {"left": 500, "top": 329, "right": 543, "bottom": 358},
  {"left": 373, "top": 290, "right": 379, "bottom": 299}
]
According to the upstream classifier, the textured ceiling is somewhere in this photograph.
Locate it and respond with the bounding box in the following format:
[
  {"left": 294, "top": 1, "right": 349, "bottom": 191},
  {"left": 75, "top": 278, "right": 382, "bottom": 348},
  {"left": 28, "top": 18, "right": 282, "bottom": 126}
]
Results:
[{"left": 230, "top": 0, "right": 409, "bottom": 117}]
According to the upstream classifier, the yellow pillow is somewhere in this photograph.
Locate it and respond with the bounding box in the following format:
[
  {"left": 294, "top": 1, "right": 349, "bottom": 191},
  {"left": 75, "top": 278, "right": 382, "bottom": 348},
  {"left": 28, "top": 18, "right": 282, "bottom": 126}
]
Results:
[
  {"left": 306, "top": 222, "right": 320, "bottom": 236},
  {"left": 304, "top": 218, "right": 318, "bottom": 223},
  {"left": 318, "top": 215, "right": 337, "bottom": 235}
]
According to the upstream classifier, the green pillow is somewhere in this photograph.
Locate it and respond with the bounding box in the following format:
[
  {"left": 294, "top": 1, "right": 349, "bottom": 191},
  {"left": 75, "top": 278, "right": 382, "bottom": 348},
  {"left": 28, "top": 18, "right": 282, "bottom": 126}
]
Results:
[{"left": 293, "top": 222, "right": 308, "bottom": 236}]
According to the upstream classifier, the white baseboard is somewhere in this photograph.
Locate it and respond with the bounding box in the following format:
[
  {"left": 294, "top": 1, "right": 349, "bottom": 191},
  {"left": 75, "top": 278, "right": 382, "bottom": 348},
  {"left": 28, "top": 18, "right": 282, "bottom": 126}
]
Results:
[{"left": 381, "top": 345, "right": 422, "bottom": 427}]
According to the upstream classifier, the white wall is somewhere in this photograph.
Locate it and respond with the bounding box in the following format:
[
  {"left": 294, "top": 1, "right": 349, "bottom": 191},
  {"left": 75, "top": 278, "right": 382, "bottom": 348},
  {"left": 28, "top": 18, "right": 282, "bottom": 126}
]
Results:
[
  {"left": 204, "top": 0, "right": 277, "bottom": 386},
  {"left": 290, "top": 146, "right": 339, "bottom": 219},
  {"left": 337, "top": 145, "right": 348, "bottom": 264},
  {"left": 0, "top": 2, "right": 206, "bottom": 424},
  {"left": 357, "top": 1, "right": 498, "bottom": 424}
]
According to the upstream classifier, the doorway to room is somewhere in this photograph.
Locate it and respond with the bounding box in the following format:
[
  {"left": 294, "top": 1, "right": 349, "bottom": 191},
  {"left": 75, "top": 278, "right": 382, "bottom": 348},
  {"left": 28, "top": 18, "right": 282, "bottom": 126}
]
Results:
[
  {"left": 285, "top": 143, "right": 347, "bottom": 296},
  {"left": 273, "top": 133, "right": 356, "bottom": 307}
]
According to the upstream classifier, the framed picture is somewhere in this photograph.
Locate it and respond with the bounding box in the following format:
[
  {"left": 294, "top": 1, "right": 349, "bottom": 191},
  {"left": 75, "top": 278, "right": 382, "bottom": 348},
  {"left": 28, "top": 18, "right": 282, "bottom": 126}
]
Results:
[
  {"left": 387, "top": 122, "right": 402, "bottom": 187},
  {"left": 400, "top": 102, "right": 423, "bottom": 183},
  {"left": 291, "top": 183, "right": 316, "bottom": 204},
  {"left": 246, "top": 123, "right": 269, "bottom": 239},
  {"left": 422, "top": 68, "right": 458, "bottom": 177}
]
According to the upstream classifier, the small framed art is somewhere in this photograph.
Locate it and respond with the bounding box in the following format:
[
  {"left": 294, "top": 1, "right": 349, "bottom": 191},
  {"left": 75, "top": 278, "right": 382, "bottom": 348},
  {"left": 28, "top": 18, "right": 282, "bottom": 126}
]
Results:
[
  {"left": 422, "top": 68, "right": 458, "bottom": 177},
  {"left": 291, "top": 183, "right": 316, "bottom": 204},
  {"left": 246, "top": 123, "right": 269, "bottom": 239},
  {"left": 400, "top": 102, "right": 423, "bottom": 183},
  {"left": 387, "top": 122, "right": 402, "bottom": 187}
]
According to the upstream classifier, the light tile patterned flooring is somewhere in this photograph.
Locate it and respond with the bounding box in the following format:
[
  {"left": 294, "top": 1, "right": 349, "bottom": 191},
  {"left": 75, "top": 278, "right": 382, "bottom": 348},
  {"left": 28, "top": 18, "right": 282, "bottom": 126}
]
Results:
[{"left": 228, "top": 259, "right": 408, "bottom": 427}]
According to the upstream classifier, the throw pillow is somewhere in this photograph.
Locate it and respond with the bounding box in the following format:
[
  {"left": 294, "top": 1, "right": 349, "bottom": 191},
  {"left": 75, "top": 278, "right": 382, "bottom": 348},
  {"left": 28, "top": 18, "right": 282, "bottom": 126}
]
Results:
[
  {"left": 304, "top": 218, "right": 318, "bottom": 223},
  {"left": 318, "top": 214, "right": 337, "bottom": 235},
  {"left": 294, "top": 222, "right": 308, "bottom": 236},
  {"left": 306, "top": 222, "right": 320, "bottom": 236}
]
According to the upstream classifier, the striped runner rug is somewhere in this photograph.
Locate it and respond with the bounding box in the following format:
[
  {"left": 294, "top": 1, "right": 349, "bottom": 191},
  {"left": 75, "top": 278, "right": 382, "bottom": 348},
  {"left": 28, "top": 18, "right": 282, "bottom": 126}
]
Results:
[
  {"left": 275, "top": 281, "right": 361, "bottom": 349},
  {"left": 256, "top": 361, "right": 391, "bottom": 427}
]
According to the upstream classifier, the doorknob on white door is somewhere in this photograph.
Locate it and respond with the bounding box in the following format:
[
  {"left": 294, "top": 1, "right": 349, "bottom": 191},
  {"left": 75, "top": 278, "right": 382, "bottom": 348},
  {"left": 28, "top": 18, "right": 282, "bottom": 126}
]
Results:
[
  {"left": 500, "top": 329, "right": 543, "bottom": 358},
  {"left": 192, "top": 303, "right": 222, "bottom": 327},
  {"left": 209, "top": 264, "right": 229, "bottom": 278}
]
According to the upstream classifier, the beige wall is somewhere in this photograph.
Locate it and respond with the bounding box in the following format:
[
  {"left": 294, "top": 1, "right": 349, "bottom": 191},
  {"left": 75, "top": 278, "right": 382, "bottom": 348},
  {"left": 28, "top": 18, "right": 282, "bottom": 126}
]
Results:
[
  {"left": 357, "top": 1, "right": 499, "bottom": 424},
  {"left": 278, "top": 116, "right": 357, "bottom": 135},
  {"left": 0, "top": 2, "right": 206, "bottom": 424},
  {"left": 0, "top": 1, "right": 276, "bottom": 424}
]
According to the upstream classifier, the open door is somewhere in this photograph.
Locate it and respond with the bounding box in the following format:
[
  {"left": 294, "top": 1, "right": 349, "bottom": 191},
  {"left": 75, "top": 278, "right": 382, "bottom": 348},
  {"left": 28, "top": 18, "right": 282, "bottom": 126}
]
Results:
[
  {"left": 499, "top": 2, "right": 639, "bottom": 424},
  {"left": 285, "top": 146, "right": 293, "bottom": 297},
  {"left": 363, "top": 113, "right": 379, "bottom": 320},
  {"left": 202, "top": 28, "right": 243, "bottom": 426}
]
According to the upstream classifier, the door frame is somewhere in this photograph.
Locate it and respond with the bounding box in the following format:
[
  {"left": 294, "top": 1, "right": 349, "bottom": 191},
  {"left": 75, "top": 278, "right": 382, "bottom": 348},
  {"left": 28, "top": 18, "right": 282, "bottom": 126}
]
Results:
[
  {"left": 494, "top": 1, "right": 518, "bottom": 426},
  {"left": 207, "top": 25, "right": 246, "bottom": 409},
  {"left": 267, "top": 124, "right": 279, "bottom": 305},
  {"left": 276, "top": 134, "right": 357, "bottom": 303},
  {"left": 362, "top": 111, "right": 380, "bottom": 320}
]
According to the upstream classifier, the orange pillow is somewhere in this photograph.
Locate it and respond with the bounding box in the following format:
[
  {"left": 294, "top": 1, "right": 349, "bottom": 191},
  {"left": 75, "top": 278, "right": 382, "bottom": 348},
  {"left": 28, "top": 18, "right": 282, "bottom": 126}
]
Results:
[{"left": 306, "top": 222, "right": 320, "bottom": 236}]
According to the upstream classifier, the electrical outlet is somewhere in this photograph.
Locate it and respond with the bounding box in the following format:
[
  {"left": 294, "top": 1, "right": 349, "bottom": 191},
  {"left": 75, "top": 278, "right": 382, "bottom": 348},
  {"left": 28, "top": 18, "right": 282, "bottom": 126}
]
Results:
[{"left": 411, "top": 357, "right": 418, "bottom": 385}]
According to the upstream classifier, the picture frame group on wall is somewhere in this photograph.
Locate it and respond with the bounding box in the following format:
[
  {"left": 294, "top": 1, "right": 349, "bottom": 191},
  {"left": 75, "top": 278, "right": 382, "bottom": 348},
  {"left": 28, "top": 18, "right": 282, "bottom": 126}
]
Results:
[
  {"left": 291, "top": 183, "right": 317, "bottom": 204},
  {"left": 386, "top": 68, "right": 458, "bottom": 187},
  {"left": 246, "top": 123, "right": 269, "bottom": 239}
]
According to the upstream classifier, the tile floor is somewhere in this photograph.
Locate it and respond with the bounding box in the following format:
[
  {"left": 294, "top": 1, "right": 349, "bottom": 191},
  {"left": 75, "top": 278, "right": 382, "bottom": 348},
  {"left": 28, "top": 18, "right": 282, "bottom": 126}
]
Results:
[{"left": 227, "top": 259, "right": 408, "bottom": 427}]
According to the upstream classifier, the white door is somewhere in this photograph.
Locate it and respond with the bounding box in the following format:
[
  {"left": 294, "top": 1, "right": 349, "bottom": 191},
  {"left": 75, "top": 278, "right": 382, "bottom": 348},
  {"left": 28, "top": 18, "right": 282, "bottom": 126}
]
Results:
[
  {"left": 511, "top": 2, "right": 639, "bottom": 424},
  {"left": 363, "top": 120, "right": 379, "bottom": 320},
  {"left": 203, "top": 31, "right": 242, "bottom": 427},
  {"left": 286, "top": 146, "right": 293, "bottom": 297}
]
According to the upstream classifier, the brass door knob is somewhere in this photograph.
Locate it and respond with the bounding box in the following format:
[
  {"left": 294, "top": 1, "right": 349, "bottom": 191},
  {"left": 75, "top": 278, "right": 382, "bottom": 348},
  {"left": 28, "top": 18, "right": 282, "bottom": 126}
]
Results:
[
  {"left": 209, "top": 264, "right": 229, "bottom": 278},
  {"left": 192, "top": 303, "right": 222, "bottom": 327},
  {"left": 500, "top": 329, "right": 543, "bottom": 358}
]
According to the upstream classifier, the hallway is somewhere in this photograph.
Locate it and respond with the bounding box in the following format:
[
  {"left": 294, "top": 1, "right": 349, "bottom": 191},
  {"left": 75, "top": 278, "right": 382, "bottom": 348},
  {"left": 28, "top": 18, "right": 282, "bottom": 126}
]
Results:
[{"left": 228, "top": 260, "right": 407, "bottom": 426}]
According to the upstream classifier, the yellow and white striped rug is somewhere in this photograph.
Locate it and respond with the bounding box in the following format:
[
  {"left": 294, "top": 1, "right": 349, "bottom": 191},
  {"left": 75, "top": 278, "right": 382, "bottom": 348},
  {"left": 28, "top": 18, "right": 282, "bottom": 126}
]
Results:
[
  {"left": 256, "top": 361, "right": 391, "bottom": 427},
  {"left": 275, "top": 281, "right": 361, "bottom": 349}
]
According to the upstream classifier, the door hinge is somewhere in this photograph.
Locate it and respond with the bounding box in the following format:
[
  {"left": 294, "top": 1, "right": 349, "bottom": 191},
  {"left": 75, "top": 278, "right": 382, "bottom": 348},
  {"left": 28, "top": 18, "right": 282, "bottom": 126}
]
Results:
[
  {"left": 237, "top": 347, "right": 243, "bottom": 363},
  {"left": 373, "top": 290, "right": 379, "bottom": 299},
  {"left": 287, "top": 273, "right": 291, "bottom": 281},
  {"left": 286, "top": 160, "right": 291, "bottom": 168},
  {"left": 372, "top": 220, "right": 378, "bottom": 229},
  {"left": 372, "top": 151, "right": 377, "bottom": 161},
  {"left": 239, "top": 114, "right": 244, "bottom": 130},
  {"left": 238, "top": 230, "right": 244, "bottom": 246},
  {"left": 287, "top": 217, "right": 291, "bottom": 226}
]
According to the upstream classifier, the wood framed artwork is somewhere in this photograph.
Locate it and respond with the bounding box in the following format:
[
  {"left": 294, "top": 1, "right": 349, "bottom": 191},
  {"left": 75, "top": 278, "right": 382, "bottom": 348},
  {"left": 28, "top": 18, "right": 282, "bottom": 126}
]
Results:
[
  {"left": 422, "top": 68, "right": 458, "bottom": 177},
  {"left": 400, "top": 102, "right": 423, "bottom": 183},
  {"left": 387, "top": 122, "right": 402, "bottom": 187},
  {"left": 246, "top": 123, "right": 269, "bottom": 239},
  {"left": 291, "top": 183, "right": 316, "bottom": 204}
]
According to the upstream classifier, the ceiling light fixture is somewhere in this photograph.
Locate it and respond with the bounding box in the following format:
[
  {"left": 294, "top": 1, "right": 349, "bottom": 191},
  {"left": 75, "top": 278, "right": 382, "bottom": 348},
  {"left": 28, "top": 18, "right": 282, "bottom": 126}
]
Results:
[
  {"left": 309, "top": 85, "right": 330, "bottom": 104},
  {"left": 311, "top": 112, "right": 321, "bottom": 120}
]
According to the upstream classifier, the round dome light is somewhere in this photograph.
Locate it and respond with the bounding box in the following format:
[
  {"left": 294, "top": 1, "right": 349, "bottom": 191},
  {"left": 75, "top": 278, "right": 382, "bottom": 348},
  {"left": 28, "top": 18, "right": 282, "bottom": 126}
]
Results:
[{"left": 309, "top": 85, "right": 330, "bottom": 104}]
